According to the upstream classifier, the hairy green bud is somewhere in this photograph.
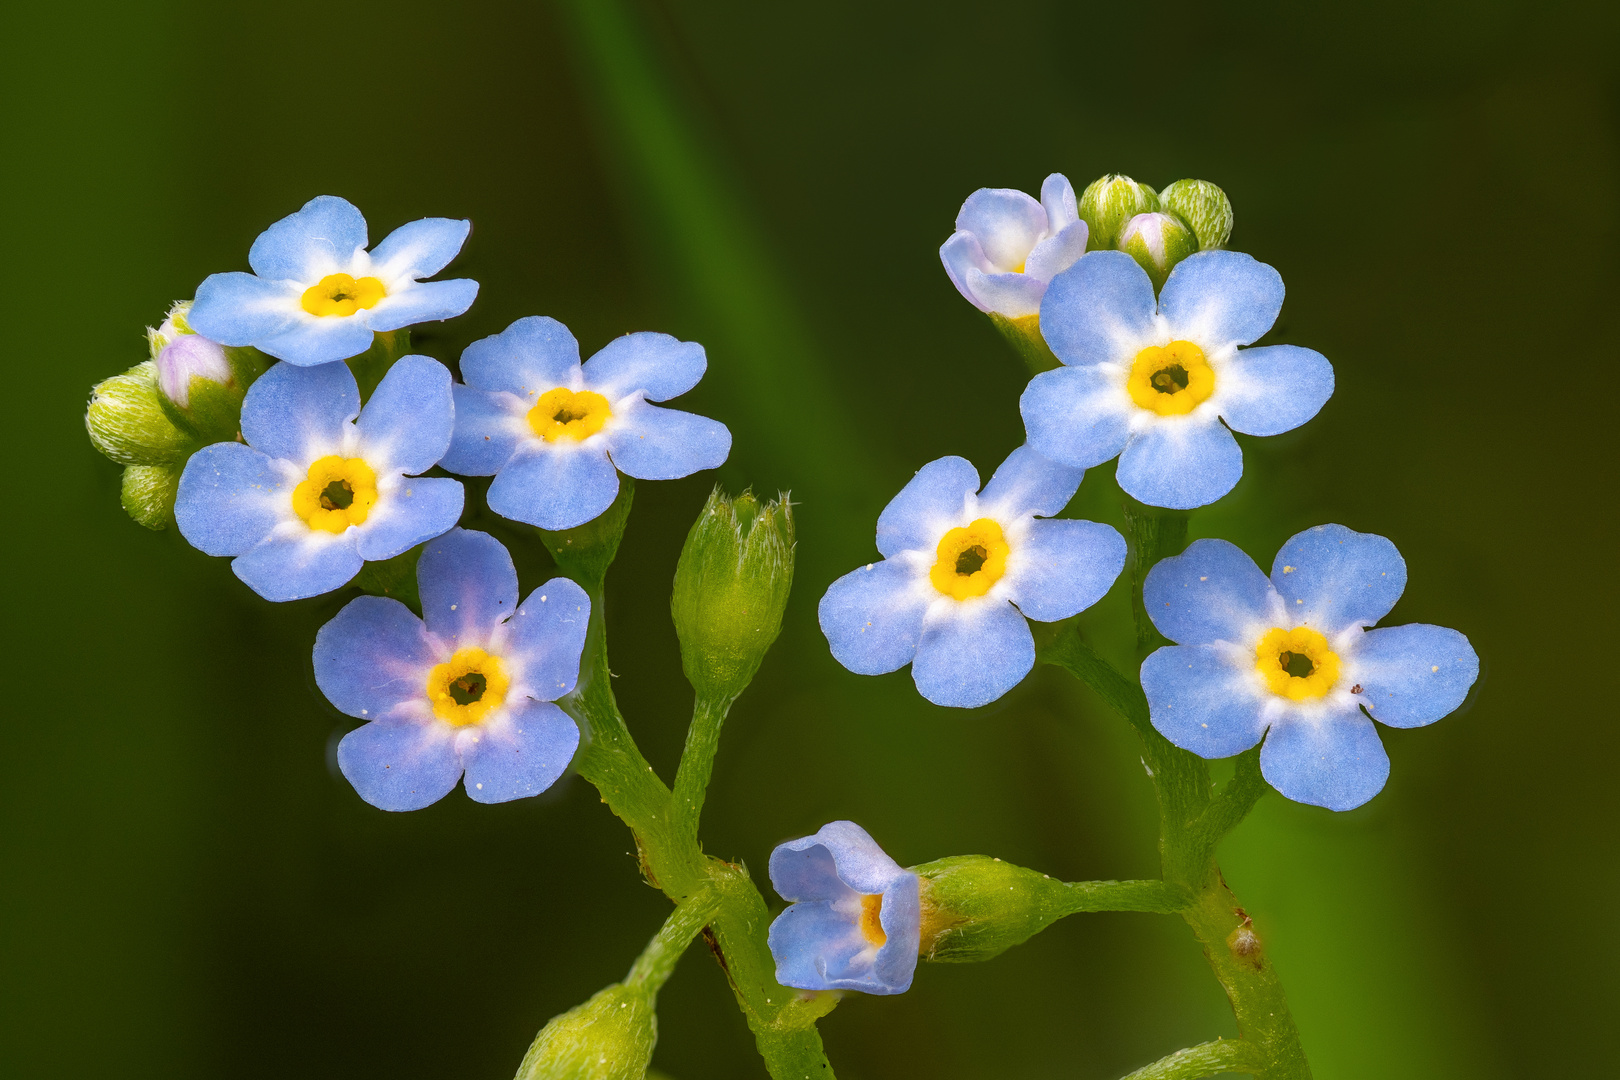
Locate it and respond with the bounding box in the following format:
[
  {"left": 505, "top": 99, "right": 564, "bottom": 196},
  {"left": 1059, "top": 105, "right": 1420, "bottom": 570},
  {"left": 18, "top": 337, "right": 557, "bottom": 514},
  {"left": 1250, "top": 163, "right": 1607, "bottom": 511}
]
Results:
[
  {"left": 85, "top": 361, "right": 195, "bottom": 467},
  {"left": 913, "top": 855, "right": 1082, "bottom": 963},
  {"left": 120, "top": 463, "right": 182, "bottom": 531},
  {"left": 1078, "top": 174, "right": 1159, "bottom": 250},
  {"left": 671, "top": 488, "right": 795, "bottom": 701},
  {"left": 1158, "top": 179, "right": 1234, "bottom": 251},
  {"left": 513, "top": 981, "right": 657, "bottom": 1080},
  {"left": 1119, "top": 211, "right": 1199, "bottom": 290}
]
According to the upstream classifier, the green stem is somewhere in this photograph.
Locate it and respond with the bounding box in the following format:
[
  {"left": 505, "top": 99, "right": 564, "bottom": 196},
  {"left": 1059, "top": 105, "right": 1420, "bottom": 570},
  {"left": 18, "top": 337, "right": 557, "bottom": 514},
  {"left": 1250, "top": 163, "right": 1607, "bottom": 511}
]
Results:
[
  {"left": 671, "top": 692, "right": 732, "bottom": 848},
  {"left": 1118, "top": 1038, "right": 1260, "bottom": 1080},
  {"left": 1055, "top": 878, "right": 1188, "bottom": 915},
  {"left": 626, "top": 886, "right": 722, "bottom": 996}
]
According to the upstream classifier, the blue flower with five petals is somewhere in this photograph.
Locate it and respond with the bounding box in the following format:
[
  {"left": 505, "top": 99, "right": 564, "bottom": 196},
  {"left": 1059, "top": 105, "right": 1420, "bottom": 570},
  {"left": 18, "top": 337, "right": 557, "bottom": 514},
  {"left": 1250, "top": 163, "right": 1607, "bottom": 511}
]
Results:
[
  {"left": 768, "top": 821, "right": 920, "bottom": 995},
  {"left": 1141, "top": 524, "right": 1479, "bottom": 811},
  {"left": 189, "top": 195, "right": 478, "bottom": 367},
  {"left": 1020, "top": 250, "right": 1334, "bottom": 509},
  {"left": 442, "top": 316, "right": 732, "bottom": 531},
  {"left": 819, "top": 445, "right": 1126, "bottom": 708},
  {"left": 315, "top": 528, "right": 588, "bottom": 811},
  {"left": 174, "top": 356, "right": 463, "bottom": 601},
  {"left": 939, "top": 174, "right": 1088, "bottom": 319}
]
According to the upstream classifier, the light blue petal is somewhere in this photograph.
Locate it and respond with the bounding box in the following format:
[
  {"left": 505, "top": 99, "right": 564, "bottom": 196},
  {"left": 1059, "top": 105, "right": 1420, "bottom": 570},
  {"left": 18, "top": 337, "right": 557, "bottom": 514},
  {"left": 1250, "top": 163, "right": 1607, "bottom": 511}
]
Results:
[
  {"left": 253, "top": 314, "right": 377, "bottom": 367},
  {"left": 1354, "top": 624, "right": 1479, "bottom": 729},
  {"left": 1219, "top": 345, "right": 1334, "bottom": 437},
  {"left": 368, "top": 216, "right": 470, "bottom": 280},
  {"left": 582, "top": 332, "right": 707, "bottom": 402},
  {"left": 188, "top": 272, "right": 298, "bottom": 347},
  {"left": 1020, "top": 364, "right": 1133, "bottom": 470},
  {"left": 460, "top": 316, "right": 581, "bottom": 397},
  {"left": 355, "top": 354, "right": 454, "bottom": 474},
  {"left": 417, "top": 528, "right": 518, "bottom": 647},
  {"left": 441, "top": 386, "right": 526, "bottom": 476},
  {"left": 1271, "top": 524, "right": 1407, "bottom": 632},
  {"left": 1040, "top": 173, "right": 1078, "bottom": 229},
  {"left": 240, "top": 359, "right": 360, "bottom": 463},
  {"left": 312, "top": 596, "right": 435, "bottom": 720},
  {"left": 1141, "top": 644, "right": 1271, "bottom": 758},
  {"left": 818, "top": 561, "right": 929, "bottom": 676},
  {"left": 337, "top": 719, "right": 462, "bottom": 812},
  {"left": 1158, "top": 250, "right": 1284, "bottom": 350},
  {"left": 955, "top": 187, "right": 1047, "bottom": 268},
  {"left": 1116, "top": 419, "right": 1243, "bottom": 509},
  {"left": 978, "top": 443, "right": 1084, "bottom": 519},
  {"left": 875, "top": 456, "right": 979, "bottom": 558},
  {"left": 353, "top": 477, "right": 463, "bottom": 562},
  {"left": 873, "top": 875, "right": 922, "bottom": 991},
  {"left": 248, "top": 195, "right": 368, "bottom": 282},
  {"left": 912, "top": 598, "right": 1035, "bottom": 708},
  {"left": 1007, "top": 519, "right": 1127, "bottom": 622},
  {"left": 1143, "top": 538, "right": 1278, "bottom": 646},
  {"left": 1261, "top": 710, "right": 1390, "bottom": 811},
  {"left": 174, "top": 443, "right": 290, "bottom": 556},
  {"left": 768, "top": 902, "right": 872, "bottom": 992},
  {"left": 460, "top": 699, "right": 580, "bottom": 804},
  {"left": 963, "top": 268, "right": 1045, "bottom": 318},
  {"left": 487, "top": 444, "right": 620, "bottom": 531},
  {"left": 365, "top": 279, "right": 480, "bottom": 333},
  {"left": 1039, "top": 251, "right": 1157, "bottom": 368},
  {"left": 1023, "top": 219, "right": 1088, "bottom": 282},
  {"left": 506, "top": 577, "right": 592, "bottom": 701},
  {"left": 603, "top": 405, "right": 731, "bottom": 480},
  {"left": 940, "top": 231, "right": 991, "bottom": 311},
  {"left": 771, "top": 820, "right": 908, "bottom": 899},
  {"left": 233, "top": 531, "right": 363, "bottom": 602}
]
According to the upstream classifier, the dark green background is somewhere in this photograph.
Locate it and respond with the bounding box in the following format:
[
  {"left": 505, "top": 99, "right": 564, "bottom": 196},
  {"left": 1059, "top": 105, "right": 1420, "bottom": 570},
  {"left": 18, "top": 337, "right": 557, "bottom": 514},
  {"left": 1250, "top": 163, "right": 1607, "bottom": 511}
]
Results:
[{"left": 5, "top": 1, "right": 1615, "bottom": 1076}]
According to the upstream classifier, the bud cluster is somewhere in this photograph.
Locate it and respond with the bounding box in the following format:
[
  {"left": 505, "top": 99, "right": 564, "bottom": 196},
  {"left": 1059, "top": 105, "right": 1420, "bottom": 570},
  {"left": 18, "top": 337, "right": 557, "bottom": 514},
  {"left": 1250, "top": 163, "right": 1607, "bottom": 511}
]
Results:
[{"left": 1078, "top": 174, "right": 1234, "bottom": 288}]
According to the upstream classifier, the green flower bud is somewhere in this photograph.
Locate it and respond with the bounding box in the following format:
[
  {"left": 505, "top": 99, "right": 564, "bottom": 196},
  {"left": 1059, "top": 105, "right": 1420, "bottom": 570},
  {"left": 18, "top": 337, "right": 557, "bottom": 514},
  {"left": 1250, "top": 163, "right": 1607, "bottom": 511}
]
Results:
[
  {"left": 1158, "top": 179, "right": 1234, "bottom": 251},
  {"left": 1078, "top": 174, "right": 1158, "bottom": 250},
  {"left": 914, "top": 855, "right": 1090, "bottom": 963},
  {"left": 514, "top": 981, "right": 657, "bottom": 1080},
  {"left": 671, "top": 488, "right": 795, "bottom": 701},
  {"left": 85, "top": 361, "right": 195, "bottom": 466},
  {"left": 120, "top": 463, "right": 182, "bottom": 531},
  {"left": 1119, "top": 211, "right": 1199, "bottom": 290}
]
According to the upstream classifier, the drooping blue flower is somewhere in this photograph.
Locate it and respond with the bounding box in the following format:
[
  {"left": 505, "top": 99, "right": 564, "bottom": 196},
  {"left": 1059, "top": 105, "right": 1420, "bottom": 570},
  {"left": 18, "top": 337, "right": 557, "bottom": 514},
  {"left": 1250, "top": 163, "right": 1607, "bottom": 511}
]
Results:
[
  {"left": 768, "top": 821, "right": 920, "bottom": 995},
  {"left": 819, "top": 445, "right": 1126, "bottom": 708},
  {"left": 1140, "top": 524, "right": 1479, "bottom": 811},
  {"left": 441, "top": 316, "right": 731, "bottom": 531},
  {"left": 189, "top": 196, "right": 478, "bottom": 367},
  {"left": 1020, "top": 250, "right": 1334, "bottom": 509},
  {"left": 174, "top": 356, "right": 463, "bottom": 601},
  {"left": 314, "top": 528, "right": 588, "bottom": 811},
  {"left": 940, "top": 174, "right": 1089, "bottom": 318}
]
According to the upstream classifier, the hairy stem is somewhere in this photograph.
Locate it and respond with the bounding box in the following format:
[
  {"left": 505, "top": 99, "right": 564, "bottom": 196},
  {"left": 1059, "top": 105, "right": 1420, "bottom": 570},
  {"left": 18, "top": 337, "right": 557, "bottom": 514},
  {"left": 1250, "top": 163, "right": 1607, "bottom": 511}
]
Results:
[
  {"left": 1118, "top": 1038, "right": 1261, "bottom": 1080},
  {"left": 671, "top": 692, "right": 733, "bottom": 849},
  {"left": 626, "top": 886, "right": 722, "bottom": 996}
]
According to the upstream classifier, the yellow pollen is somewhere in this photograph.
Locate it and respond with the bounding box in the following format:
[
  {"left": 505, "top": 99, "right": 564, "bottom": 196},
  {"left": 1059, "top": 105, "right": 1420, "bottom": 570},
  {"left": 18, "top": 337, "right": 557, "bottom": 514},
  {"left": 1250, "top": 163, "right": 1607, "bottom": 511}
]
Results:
[
  {"left": 930, "top": 518, "right": 1010, "bottom": 600},
  {"left": 1127, "top": 340, "right": 1216, "bottom": 416},
  {"left": 301, "top": 273, "right": 386, "bottom": 317},
  {"left": 425, "top": 648, "right": 510, "bottom": 726},
  {"left": 528, "top": 387, "right": 612, "bottom": 442},
  {"left": 291, "top": 455, "right": 378, "bottom": 534},
  {"left": 859, "top": 893, "right": 887, "bottom": 948},
  {"left": 1254, "top": 627, "right": 1341, "bottom": 702}
]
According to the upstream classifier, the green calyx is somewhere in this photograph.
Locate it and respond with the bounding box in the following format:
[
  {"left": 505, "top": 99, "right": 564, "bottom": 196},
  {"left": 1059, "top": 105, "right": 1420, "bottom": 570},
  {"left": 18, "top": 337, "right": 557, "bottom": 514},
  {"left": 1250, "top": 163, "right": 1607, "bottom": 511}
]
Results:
[
  {"left": 514, "top": 981, "right": 658, "bottom": 1080},
  {"left": 1158, "top": 178, "right": 1234, "bottom": 251},
  {"left": 987, "top": 312, "right": 1061, "bottom": 376},
  {"left": 1119, "top": 211, "right": 1199, "bottom": 290},
  {"left": 1079, "top": 174, "right": 1159, "bottom": 250},
  {"left": 120, "top": 463, "right": 182, "bottom": 530},
  {"left": 670, "top": 488, "right": 795, "bottom": 701},
  {"left": 86, "top": 361, "right": 195, "bottom": 467},
  {"left": 539, "top": 477, "right": 637, "bottom": 592}
]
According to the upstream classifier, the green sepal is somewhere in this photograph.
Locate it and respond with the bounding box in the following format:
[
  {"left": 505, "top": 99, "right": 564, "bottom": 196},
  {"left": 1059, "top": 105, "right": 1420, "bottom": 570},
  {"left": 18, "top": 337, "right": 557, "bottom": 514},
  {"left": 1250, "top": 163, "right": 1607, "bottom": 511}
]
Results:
[
  {"left": 987, "top": 312, "right": 1061, "bottom": 376},
  {"left": 351, "top": 544, "right": 424, "bottom": 612},
  {"left": 539, "top": 476, "right": 635, "bottom": 592},
  {"left": 345, "top": 329, "right": 411, "bottom": 402},
  {"left": 1078, "top": 174, "right": 1159, "bottom": 250},
  {"left": 154, "top": 343, "right": 267, "bottom": 444},
  {"left": 86, "top": 361, "right": 197, "bottom": 466},
  {"left": 513, "top": 981, "right": 657, "bottom": 1080},
  {"left": 1158, "top": 179, "right": 1234, "bottom": 251},
  {"left": 120, "top": 463, "right": 182, "bottom": 530},
  {"left": 1119, "top": 211, "right": 1199, "bottom": 291}
]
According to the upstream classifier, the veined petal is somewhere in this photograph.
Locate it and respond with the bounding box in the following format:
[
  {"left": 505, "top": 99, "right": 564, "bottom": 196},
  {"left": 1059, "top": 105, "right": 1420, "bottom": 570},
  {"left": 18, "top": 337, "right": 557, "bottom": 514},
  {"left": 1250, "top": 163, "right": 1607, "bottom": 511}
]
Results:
[
  {"left": 459, "top": 316, "right": 581, "bottom": 398},
  {"left": 1039, "top": 251, "right": 1158, "bottom": 368},
  {"left": 1023, "top": 219, "right": 1088, "bottom": 283},
  {"left": 583, "top": 332, "right": 706, "bottom": 401},
  {"left": 820, "top": 560, "right": 929, "bottom": 676},
  {"left": 978, "top": 443, "right": 1084, "bottom": 520},
  {"left": 770, "top": 820, "right": 909, "bottom": 898},
  {"left": 940, "top": 231, "right": 992, "bottom": 311},
  {"left": 313, "top": 596, "right": 436, "bottom": 721},
  {"left": 368, "top": 216, "right": 470, "bottom": 281},
  {"left": 248, "top": 195, "right": 369, "bottom": 283},
  {"left": 603, "top": 403, "right": 730, "bottom": 481},
  {"left": 1261, "top": 709, "right": 1390, "bottom": 811},
  {"left": 769, "top": 902, "right": 877, "bottom": 992},
  {"left": 1142, "top": 644, "right": 1271, "bottom": 758},
  {"left": 1144, "top": 538, "right": 1279, "bottom": 646},
  {"left": 486, "top": 443, "right": 620, "bottom": 532},
  {"left": 460, "top": 700, "right": 579, "bottom": 804},
  {"left": 1006, "top": 518, "right": 1126, "bottom": 622},
  {"left": 253, "top": 313, "right": 377, "bottom": 367},
  {"left": 353, "top": 477, "right": 463, "bottom": 562},
  {"left": 1116, "top": 420, "right": 1243, "bottom": 510},
  {"left": 506, "top": 577, "right": 592, "bottom": 701},
  {"left": 175, "top": 443, "right": 293, "bottom": 557},
  {"left": 955, "top": 187, "right": 1046, "bottom": 270},
  {"left": 1159, "top": 250, "right": 1284, "bottom": 351},
  {"left": 1271, "top": 524, "right": 1407, "bottom": 632},
  {"left": 240, "top": 358, "right": 360, "bottom": 464},
  {"left": 233, "top": 529, "right": 364, "bottom": 602},
  {"left": 912, "top": 598, "right": 1034, "bottom": 708},
  {"left": 337, "top": 719, "right": 462, "bottom": 812},
  {"left": 188, "top": 272, "right": 299, "bottom": 347},
  {"left": 1040, "top": 173, "right": 1079, "bottom": 231},
  {"left": 963, "top": 268, "right": 1044, "bottom": 318},
  {"left": 441, "top": 386, "right": 527, "bottom": 476},
  {"left": 365, "top": 279, "right": 479, "bottom": 333},
  {"left": 1020, "top": 364, "right": 1133, "bottom": 470},
  {"left": 875, "top": 456, "right": 978, "bottom": 558},
  {"left": 357, "top": 355, "right": 454, "bottom": 475},
  {"left": 417, "top": 528, "right": 519, "bottom": 648},
  {"left": 1218, "top": 344, "right": 1334, "bottom": 437},
  {"left": 1354, "top": 624, "right": 1478, "bottom": 728}
]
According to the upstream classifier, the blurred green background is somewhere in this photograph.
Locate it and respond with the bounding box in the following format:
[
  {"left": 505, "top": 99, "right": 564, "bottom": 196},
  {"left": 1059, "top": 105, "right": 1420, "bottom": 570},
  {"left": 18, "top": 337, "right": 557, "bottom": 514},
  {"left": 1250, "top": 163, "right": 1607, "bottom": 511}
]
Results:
[{"left": 4, "top": 1, "right": 1616, "bottom": 1076}]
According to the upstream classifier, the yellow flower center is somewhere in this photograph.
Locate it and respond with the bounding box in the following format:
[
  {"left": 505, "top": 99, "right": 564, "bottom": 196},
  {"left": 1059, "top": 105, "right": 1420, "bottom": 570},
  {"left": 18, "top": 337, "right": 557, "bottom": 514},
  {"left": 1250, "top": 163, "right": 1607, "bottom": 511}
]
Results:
[
  {"left": 527, "top": 387, "right": 612, "bottom": 442},
  {"left": 1254, "top": 627, "right": 1341, "bottom": 702},
  {"left": 1127, "top": 340, "right": 1216, "bottom": 416},
  {"left": 291, "top": 455, "right": 378, "bottom": 534},
  {"left": 425, "top": 648, "right": 510, "bottom": 726},
  {"left": 859, "top": 893, "right": 887, "bottom": 948},
  {"left": 301, "top": 273, "right": 386, "bottom": 317},
  {"left": 929, "top": 518, "right": 1010, "bottom": 600}
]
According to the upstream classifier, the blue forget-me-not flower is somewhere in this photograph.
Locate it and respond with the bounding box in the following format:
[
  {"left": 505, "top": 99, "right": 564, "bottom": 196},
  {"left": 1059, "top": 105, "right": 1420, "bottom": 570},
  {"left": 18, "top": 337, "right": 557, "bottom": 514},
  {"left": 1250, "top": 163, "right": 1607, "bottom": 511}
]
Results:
[
  {"left": 768, "top": 821, "right": 920, "bottom": 995},
  {"left": 820, "top": 445, "right": 1127, "bottom": 708},
  {"left": 1140, "top": 524, "right": 1479, "bottom": 811},
  {"left": 940, "top": 174, "right": 1088, "bottom": 319},
  {"left": 315, "top": 528, "right": 589, "bottom": 811},
  {"left": 1020, "top": 250, "right": 1334, "bottom": 509},
  {"left": 175, "top": 356, "right": 463, "bottom": 601},
  {"left": 442, "top": 316, "right": 732, "bottom": 532},
  {"left": 189, "top": 196, "right": 478, "bottom": 367}
]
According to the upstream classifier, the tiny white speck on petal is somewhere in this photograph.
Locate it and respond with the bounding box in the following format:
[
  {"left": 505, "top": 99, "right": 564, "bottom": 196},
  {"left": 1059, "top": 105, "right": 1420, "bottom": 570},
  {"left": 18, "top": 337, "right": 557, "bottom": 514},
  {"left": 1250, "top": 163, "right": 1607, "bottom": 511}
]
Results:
[
  {"left": 451, "top": 604, "right": 458, "bottom": 610},
  {"left": 1432, "top": 665, "right": 1439, "bottom": 672},
  {"left": 1200, "top": 576, "right": 1207, "bottom": 581},
  {"left": 1283, "top": 566, "right": 1294, "bottom": 573},
  {"left": 476, "top": 783, "right": 483, "bottom": 789},
  {"left": 541, "top": 595, "right": 547, "bottom": 601}
]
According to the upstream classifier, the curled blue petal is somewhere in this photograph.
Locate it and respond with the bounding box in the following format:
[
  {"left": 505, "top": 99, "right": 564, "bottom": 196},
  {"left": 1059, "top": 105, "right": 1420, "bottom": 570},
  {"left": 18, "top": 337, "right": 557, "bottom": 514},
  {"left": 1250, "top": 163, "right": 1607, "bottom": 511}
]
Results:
[
  {"left": 963, "top": 268, "right": 1045, "bottom": 318},
  {"left": 1260, "top": 709, "right": 1390, "bottom": 811},
  {"left": 819, "top": 560, "right": 929, "bottom": 676},
  {"left": 313, "top": 596, "right": 436, "bottom": 720},
  {"left": 978, "top": 443, "right": 1084, "bottom": 520},
  {"left": 233, "top": 530, "right": 364, "bottom": 602},
  {"left": 1142, "top": 645, "right": 1271, "bottom": 758},
  {"left": 1020, "top": 364, "right": 1133, "bottom": 470},
  {"left": 353, "top": 476, "right": 463, "bottom": 562},
  {"left": 188, "top": 272, "right": 298, "bottom": 347},
  {"left": 912, "top": 598, "right": 1035, "bottom": 708},
  {"left": 1007, "top": 518, "right": 1126, "bottom": 622},
  {"left": 487, "top": 444, "right": 620, "bottom": 531},
  {"left": 1116, "top": 419, "right": 1243, "bottom": 510},
  {"left": 357, "top": 355, "right": 455, "bottom": 474},
  {"left": 955, "top": 187, "right": 1047, "bottom": 268},
  {"left": 175, "top": 443, "right": 291, "bottom": 556},
  {"left": 1219, "top": 344, "right": 1334, "bottom": 437},
  {"left": 460, "top": 316, "right": 580, "bottom": 397},
  {"left": 603, "top": 404, "right": 730, "bottom": 481},
  {"left": 417, "top": 528, "right": 519, "bottom": 648},
  {"left": 875, "top": 456, "right": 978, "bottom": 558},
  {"left": 506, "top": 577, "right": 592, "bottom": 701},
  {"left": 583, "top": 332, "right": 707, "bottom": 402},
  {"left": 1022, "top": 219, "right": 1088, "bottom": 282},
  {"left": 1143, "top": 538, "right": 1278, "bottom": 646},
  {"left": 1039, "top": 173, "right": 1078, "bottom": 230},
  {"left": 460, "top": 699, "right": 580, "bottom": 804},
  {"left": 368, "top": 216, "right": 470, "bottom": 281},
  {"left": 366, "top": 278, "right": 480, "bottom": 334},
  {"left": 940, "top": 231, "right": 991, "bottom": 311},
  {"left": 249, "top": 195, "right": 368, "bottom": 282},
  {"left": 337, "top": 719, "right": 462, "bottom": 812},
  {"left": 240, "top": 359, "right": 360, "bottom": 463},
  {"left": 1354, "top": 624, "right": 1478, "bottom": 729},
  {"left": 771, "top": 820, "right": 909, "bottom": 898},
  {"left": 1271, "top": 524, "right": 1407, "bottom": 632},
  {"left": 253, "top": 314, "right": 377, "bottom": 367},
  {"left": 1159, "top": 250, "right": 1284, "bottom": 350},
  {"left": 1039, "top": 251, "right": 1157, "bottom": 368},
  {"left": 441, "top": 386, "right": 525, "bottom": 476}
]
